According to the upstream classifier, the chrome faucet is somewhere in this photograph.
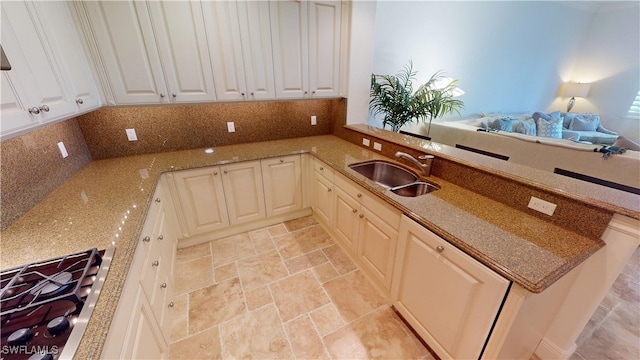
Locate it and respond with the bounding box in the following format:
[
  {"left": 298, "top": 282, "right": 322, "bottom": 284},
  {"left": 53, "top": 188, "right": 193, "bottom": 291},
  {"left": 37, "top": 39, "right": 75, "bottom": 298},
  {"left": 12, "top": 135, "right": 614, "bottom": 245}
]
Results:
[{"left": 395, "top": 151, "right": 435, "bottom": 177}]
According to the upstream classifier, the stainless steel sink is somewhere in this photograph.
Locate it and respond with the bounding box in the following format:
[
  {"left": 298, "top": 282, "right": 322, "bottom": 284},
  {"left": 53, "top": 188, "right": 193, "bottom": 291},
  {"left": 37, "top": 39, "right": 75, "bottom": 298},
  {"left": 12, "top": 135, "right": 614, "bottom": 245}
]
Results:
[
  {"left": 390, "top": 181, "right": 440, "bottom": 197},
  {"left": 348, "top": 161, "right": 418, "bottom": 188},
  {"left": 348, "top": 160, "right": 439, "bottom": 197}
]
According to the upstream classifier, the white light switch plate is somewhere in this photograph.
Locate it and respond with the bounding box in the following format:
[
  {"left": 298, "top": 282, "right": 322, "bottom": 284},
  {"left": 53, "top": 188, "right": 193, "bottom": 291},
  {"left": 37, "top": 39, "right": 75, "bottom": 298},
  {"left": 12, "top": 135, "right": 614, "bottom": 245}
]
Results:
[
  {"left": 57, "top": 141, "right": 68, "bottom": 158},
  {"left": 126, "top": 128, "right": 138, "bottom": 141},
  {"left": 311, "top": 115, "right": 317, "bottom": 125},
  {"left": 227, "top": 122, "right": 235, "bottom": 132},
  {"left": 528, "top": 196, "right": 557, "bottom": 216},
  {"left": 373, "top": 142, "right": 382, "bottom": 151},
  {"left": 362, "top": 138, "right": 370, "bottom": 147}
]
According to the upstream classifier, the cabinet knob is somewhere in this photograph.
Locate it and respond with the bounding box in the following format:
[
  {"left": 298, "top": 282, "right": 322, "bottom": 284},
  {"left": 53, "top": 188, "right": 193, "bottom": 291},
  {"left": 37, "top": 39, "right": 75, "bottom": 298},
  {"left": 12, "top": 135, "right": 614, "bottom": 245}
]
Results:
[
  {"left": 172, "top": 93, "right": 177, "bottom": 98},
  {"left": 436, "top": 246, "right": 445, "bottom": 253},
  {"left": 213, "top": 171, "right": 218, "bottom": 175},
  {"left": 280, "top": 159, "right": 284, "bottom": 163},
  {"left": 76, "top": 98, "right": 84, "bottom": 105},
  {"left": 28, "top": 107, "right": 41, "bottom": 114},
  {"left": 143, "top": 236, "right": 151, "bottom": 243},
  {"left": 319, "top": 167, "right": 323, "bottom": 171},
  {"left": 357, "top": 193, "right": 362, "bottom": 198},
  {"left": 312, "top": 90, "right": 316, "bottom": 95},
  {"left": 304, "top": 91, "right": 308, "bottom": 95},
  {"left": 152, "top": 260, "right": 159, "bottom": 267},
  {"left": 155, "top": 197, "right": 161, "bottom": 203},
  {"left": 161, "top": 282, "right": 167, "bottom": 289},
  {"left": 39, "top": 105, "right": 50, "bottom": 112},
  {"left": 157, "top": 234, "right": 164, "bottom": 240},
  {"left": 327, "top": 188, "right": 332, "bottom": 192},
  {"left": 224, "top": 170, "right": 228, "bottom": 174},
  {"left": 168, "top": 302, "right": 175, "bottom": 308},
  {"left": 359, "top": 214, "right": 364, "bottom": 219},
  {"left": 250, "top": 92, "right": 254, "bottom": 96},
  {"left": 160, "top": 93, "right": 166, "bottom": 98},
  {"left": 352, "top": 209, "right": 357, "bottom": 213},
  {"left": 241, "top": 92, "right": 245, "bottom": 96}
]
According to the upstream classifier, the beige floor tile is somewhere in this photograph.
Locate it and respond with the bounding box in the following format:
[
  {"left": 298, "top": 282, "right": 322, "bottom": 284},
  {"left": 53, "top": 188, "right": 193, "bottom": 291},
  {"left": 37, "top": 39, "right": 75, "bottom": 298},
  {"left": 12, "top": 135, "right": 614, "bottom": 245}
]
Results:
[
  {"left": 174, "top": 256, "right": 214, "bottom": 296},
  {"left": 275, "top": 224, "right": 334, "bottom": 259},
  {"left": 284, "top": 215, "right": 318, "bottom": 232},
  {"left": 310, "top": 303, "right": 345, "bottom": 336},
  {"left": 176, "top": 242, "right": 211, "bottom": 264},
  {"left": 170, "top": 314, "right": 188, "bottom": 343},
  {"left": 284, "top": 249, "right": 328, "bottom": 274},
  {"left": 214, "top": 262, "right": 237, "bottom": 283},
  {"left": 284, "top": 315, "right": 329, "bottom": 359},
  {"left": 249, "top": 228, "right": 276, "bottom": 254},
  {"left": 323, "top": 270, "right": 387, "bottom": 322},
  {"left": 188, "top": 277, "right": 246, "bottom": 334},
  {"left": 271, "top": 270, "right": 331, "bottom": 322},
  {"left": 237, "top": 250, "right": 288, "bottom": 291},
  {"left": 267, "top": 223, "right": 288, "bottom": 237},
  {"left": 170, "top": 293, "right": 188, "bottom": 318},
  {"left": 219, "top": 304, "right": 293, "bottom": 359},
  {"left": 211, "top": 232, "right": 255, "bottom": 267},
  {"left": 169, "top": 326, "right": 221, "bottom": 359},
  {"left": 323, "top": 244, "right": 357, "bottom": 274},
  {"left": 313, "top": 262, "right": 340, "bottom": 283},
  {"left": 324, "top": 307, "right": 428, "bottom": 360},
  {"left": 245, "top": 285, "right": 273, "bottom": 311}
]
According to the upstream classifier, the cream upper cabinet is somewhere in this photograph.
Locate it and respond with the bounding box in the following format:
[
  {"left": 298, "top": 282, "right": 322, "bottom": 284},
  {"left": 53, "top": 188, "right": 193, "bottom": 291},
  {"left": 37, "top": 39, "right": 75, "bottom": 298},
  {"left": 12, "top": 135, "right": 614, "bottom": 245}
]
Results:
[
  {"left": 33, "top": 1, "right": 101, "bottom": 113},
  {"left": 391, "top": 215, "right": 510, "bottom": 360},
  {"left": 169, "top": 167, "right": 230, "bottom": 237},
  {"left": 269, "top": 0, "right": 341, "bottom": 99},
  {"left": 220, "top": 161, "right": 267, "bottom": 225},
  {"left": 0, "top": 1, "right": 75, "bottom": 139},
  {"left": 261, "top": 155, "right": 303, "bottom": 217},
  {"left": 82, "top": 0, "right": 216, "bottom": 105}
]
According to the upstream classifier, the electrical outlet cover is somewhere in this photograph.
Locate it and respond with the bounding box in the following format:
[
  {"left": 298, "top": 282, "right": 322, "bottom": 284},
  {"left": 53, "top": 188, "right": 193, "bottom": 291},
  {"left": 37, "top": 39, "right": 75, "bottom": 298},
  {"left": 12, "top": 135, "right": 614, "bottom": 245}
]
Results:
[
  {"left": 227, "top": 122, "right": 235, "bottom": 132},
  {"left": 57, "top": 142, "right": 68, "bottom": 158},
  {"left": 528, "top": 196, "right": 557, "bottom": 216},
  {"left": 126, "top": 128, "right": 138, "bottom": 141},
  {"left": 373, "top": 142, "right": 382, "bottom": 151}
]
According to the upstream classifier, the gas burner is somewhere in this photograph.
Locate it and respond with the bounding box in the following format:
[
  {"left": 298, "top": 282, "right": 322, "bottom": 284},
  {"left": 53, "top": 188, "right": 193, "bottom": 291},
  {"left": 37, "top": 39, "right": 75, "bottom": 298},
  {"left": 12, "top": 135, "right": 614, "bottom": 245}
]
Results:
[{"left": 30, "top": 272, "right": 74, "bottom": 299}]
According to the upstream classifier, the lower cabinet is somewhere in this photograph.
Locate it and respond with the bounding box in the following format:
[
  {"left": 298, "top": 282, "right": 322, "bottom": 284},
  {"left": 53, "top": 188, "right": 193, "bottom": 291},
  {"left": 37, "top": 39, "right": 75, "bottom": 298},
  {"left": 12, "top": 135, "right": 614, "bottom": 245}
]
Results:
[
  {"left": 262, "top": 155, "right": 303, "bottom": 217},
  {"left": 312, "top": 158, "right": 335, "bottom": 227},
  {"left": 220, "top": 161, "right": 266, "bottom": 225},
  {"left": 391, "top": 215, "right": 510, "bottom": 360},
  {"left": 102, "top": 176, "right": 178, "bottom": 359}
]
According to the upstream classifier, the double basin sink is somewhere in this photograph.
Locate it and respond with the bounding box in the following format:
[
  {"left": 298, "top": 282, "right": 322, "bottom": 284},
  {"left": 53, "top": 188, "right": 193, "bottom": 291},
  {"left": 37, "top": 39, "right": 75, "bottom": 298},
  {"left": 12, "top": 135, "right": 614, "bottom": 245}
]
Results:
[{"left": 348, "top": 161, "right": 440, "bottom": 197}]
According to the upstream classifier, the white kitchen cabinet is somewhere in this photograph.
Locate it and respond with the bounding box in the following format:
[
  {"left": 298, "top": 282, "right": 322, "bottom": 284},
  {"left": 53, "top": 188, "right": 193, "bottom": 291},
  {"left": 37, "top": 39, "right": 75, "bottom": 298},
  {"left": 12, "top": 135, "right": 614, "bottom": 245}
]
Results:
[
  {"left": 261, "top": 155, "right": 303, "bottom": 218},
  {"left": 221, "top": 161, "right": 267, "bottom": 225},
  {"left": 102, "top": 177, "right": 178, "bottom": 359},
  {"left": 357, "top": 207, "right": 399, "bottom": 291},
  {"left": 270, "top": 0, "right": 341, "bottom": 99},
  {"left": 333, "top": 185, "right": 360, "bottom": 252},
  {"left": 0, "top": 1, "right": 75, "bottom": 139},
  {"left": 169, "top": 167, "right": 230, "bottom": 237},
  {"left": 391, "top": 215, "right": 510, "bottom": 360},
  {"left": 83, "top": 0, "right": 216, "bottom": 105},
  {"left": 312, "top": 158, "right": 335, "bottom": 227}
]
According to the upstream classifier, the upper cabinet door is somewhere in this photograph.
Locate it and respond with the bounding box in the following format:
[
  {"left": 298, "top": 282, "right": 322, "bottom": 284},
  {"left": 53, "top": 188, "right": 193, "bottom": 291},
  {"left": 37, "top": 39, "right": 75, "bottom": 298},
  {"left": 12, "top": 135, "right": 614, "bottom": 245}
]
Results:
[
  {"left": 83, "top": 1, "right": 168, "bottom": 105},
  {"left": 237, "top": 1, "right": 276, "bottom": 100},
  {"left": 308, "top": 0, "right": 342, "bottom": 98},
  {"left": 32, "top": 1, "right": 101, "bottom": 112},
  {"left": 270, "top": 0, "right": 309, "bottom": 99},
  {"left": 201, "top": 0, "right": 247, "bottom": 102},
  {"left": 147, "top": 0, "right": 217, "bottom": 103},
  {"left": 0, "top": 1, "right": 75, "bottom": 139}
]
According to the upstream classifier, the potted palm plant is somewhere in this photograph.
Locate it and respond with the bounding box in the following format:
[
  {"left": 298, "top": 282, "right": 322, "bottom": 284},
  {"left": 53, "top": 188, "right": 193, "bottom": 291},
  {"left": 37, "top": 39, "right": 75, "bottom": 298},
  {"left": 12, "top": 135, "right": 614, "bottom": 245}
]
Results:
[{"left": 369, "top": 61, "right": 464, "bottom": 136}]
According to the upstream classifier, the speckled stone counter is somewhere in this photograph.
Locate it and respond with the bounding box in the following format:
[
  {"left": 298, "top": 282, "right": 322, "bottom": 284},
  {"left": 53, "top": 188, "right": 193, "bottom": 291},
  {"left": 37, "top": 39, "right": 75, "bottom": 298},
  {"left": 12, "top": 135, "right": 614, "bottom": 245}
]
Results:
[{"left": 1, "top": 134, "right": 632, "bottom": 359}]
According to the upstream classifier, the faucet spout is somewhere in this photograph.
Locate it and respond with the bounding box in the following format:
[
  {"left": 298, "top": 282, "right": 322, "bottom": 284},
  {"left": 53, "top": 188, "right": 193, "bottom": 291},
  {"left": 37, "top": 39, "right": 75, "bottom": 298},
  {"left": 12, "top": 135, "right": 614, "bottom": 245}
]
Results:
[{"left": 395, "top": 151, "right": 434, "bottom": 177}]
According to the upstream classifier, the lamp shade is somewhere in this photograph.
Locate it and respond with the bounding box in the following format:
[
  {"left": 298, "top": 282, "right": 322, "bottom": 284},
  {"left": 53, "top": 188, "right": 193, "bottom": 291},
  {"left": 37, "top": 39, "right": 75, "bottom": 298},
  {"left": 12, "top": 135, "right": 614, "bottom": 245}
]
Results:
[{"left": 562, "top": 83, "right": 591, "bottom": 98}]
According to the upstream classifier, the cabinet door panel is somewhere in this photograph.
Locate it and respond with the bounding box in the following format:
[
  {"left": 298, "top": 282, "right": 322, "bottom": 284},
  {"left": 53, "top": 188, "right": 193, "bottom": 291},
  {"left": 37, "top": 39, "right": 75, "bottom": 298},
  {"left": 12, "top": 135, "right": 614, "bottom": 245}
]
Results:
[
  {"left": 313, "top": 171, "right": 334, "bottom": 227},
  {"left": 270, "top": 0, "right": 308, "bottom": 99},
  {"left": 0, "top": 73, "right": 34, "bottom": 137},
  {"left": 333, "top": 187, "right": 359, "bottom": 252},
  {"left": 84, "top": 1, "right": 167, "bottom": 104},
  {"left": 358, "top": 208, "right": 397, "bottom": 290},
  {"left": 262, "top": 156, "right": 303, "bottom": 217},
  {"left": 237, "top": 1, "right": 276, "bottom": 100},
  {"left": 149, "top": 0, "right": 216, "bottom": 103},
  {"left": 172, "top": 167, "right": 229, "bottom": 235},
  {"left": 308, "top": 0, "right": 341, "bottom": 97},
  {"left": 221, "top": 162, "right": 267, "bottom": 225},
  {"left": 123, "top": 290, "right": 168, "bottom": 360}
]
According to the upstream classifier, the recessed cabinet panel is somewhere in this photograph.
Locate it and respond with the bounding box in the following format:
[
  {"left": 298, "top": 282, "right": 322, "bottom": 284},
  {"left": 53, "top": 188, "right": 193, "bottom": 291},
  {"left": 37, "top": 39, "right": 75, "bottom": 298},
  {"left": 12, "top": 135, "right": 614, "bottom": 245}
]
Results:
[
  {"left": 313, "top": 170, "right": 334, "bottom": 227},
  {"left": 358, "top": 208, "right": 398, "bottom": 290},
  {"left": 84, "top": 1, "right": 167, "bottom": 104},
  {"left": 262, "top": 156, "right": 303, "bottom": 217},
  {"left": 308, "top": 0, "right": 341, "bottom": 97},
  {"left": 124, "top": 291, "right": 168, "bottom": 360},
  {"left": 333, "top": 186, "right": 360, "bottom": 252},
  {"left": 0, "top": 73, "right": 34, "bottom": 136},
  {"left": 221, "top": 161, "right": 267, "bottom": 225},
  {"left": 148, "top": 0, "right": 217, "bottom": 103}
]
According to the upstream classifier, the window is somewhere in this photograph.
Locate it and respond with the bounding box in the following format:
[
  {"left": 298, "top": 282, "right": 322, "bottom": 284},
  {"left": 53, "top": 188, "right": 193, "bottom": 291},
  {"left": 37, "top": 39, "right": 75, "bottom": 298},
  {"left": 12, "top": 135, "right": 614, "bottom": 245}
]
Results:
[{"left": 627, "top": 89, "right": 640, "bottom": 118}]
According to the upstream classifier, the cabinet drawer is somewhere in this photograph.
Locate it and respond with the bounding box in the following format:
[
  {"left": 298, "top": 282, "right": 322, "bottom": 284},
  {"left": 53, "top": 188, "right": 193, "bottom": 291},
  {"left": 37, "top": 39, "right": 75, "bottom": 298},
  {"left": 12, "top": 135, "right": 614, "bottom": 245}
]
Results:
[
  {"left": 334, "top": 172, "right": 363, "bottom": 202},
  {"left": 313, "top": 158, "right": 334, "bottom": 182}
]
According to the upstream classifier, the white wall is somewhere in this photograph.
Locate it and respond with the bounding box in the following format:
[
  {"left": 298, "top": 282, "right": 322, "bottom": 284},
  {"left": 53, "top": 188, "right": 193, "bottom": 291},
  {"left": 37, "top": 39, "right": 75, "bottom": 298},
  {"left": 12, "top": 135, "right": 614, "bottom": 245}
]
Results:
[{"left": 365, "top": 1, "right": 638, "bottom": 141}]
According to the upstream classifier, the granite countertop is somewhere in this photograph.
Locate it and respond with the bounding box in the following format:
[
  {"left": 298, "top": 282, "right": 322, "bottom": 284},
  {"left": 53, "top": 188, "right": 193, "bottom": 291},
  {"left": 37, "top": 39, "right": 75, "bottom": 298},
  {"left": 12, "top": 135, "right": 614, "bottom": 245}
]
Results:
[{"left": 0, "top": 134, "right": 621, "bottom": 358}]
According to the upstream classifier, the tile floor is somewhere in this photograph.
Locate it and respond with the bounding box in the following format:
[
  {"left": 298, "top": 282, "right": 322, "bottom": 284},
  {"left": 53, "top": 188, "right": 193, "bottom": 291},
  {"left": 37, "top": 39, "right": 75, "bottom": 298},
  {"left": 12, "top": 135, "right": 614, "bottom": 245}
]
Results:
[
  {"left": 169, "top": 216, "right": 433, "bottom": 359},
  {"left": 169, "top": 216, "right": 639, "bottom": 360}
]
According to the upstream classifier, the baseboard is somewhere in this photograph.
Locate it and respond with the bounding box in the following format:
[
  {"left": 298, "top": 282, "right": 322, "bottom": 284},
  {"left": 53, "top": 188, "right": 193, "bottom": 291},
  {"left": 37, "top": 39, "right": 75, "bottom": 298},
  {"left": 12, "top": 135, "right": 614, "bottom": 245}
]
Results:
[{"left": 534, "top": 337, "right": 575, "bottom": 360}]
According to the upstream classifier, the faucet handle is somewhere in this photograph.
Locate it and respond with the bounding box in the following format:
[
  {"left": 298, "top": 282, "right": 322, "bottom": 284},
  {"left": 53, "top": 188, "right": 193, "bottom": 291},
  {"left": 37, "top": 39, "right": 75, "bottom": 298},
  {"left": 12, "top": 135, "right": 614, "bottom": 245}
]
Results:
[{"left": 418, "top": 154, "right": 435, "bottom": 160}]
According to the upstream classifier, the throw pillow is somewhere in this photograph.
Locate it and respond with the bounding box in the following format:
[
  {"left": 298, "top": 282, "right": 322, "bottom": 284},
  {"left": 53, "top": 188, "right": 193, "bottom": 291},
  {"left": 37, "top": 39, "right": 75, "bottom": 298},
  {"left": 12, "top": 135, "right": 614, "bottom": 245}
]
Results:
[
  {"left": 535, "top": 117, "right": 563, "bottom": 138},
  {"left": 514, "top": 118, "right": 537, "bottom": 136},
  {"left": 488, "top": 118, "right": 513, "bottom": 132},
  {"left": 566, "top": 113, "right": 600, "bottom": 131}
]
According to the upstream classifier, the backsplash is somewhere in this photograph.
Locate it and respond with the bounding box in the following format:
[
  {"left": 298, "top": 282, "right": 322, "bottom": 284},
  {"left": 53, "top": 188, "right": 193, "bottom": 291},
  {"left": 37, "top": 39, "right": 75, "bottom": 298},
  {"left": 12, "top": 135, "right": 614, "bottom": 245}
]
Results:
[
  {"left": 1, "top": 118, "right": 92, "bottom": 231},
  {"left": 78, "top": 99, "right": 346, "bottom": 159}
]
